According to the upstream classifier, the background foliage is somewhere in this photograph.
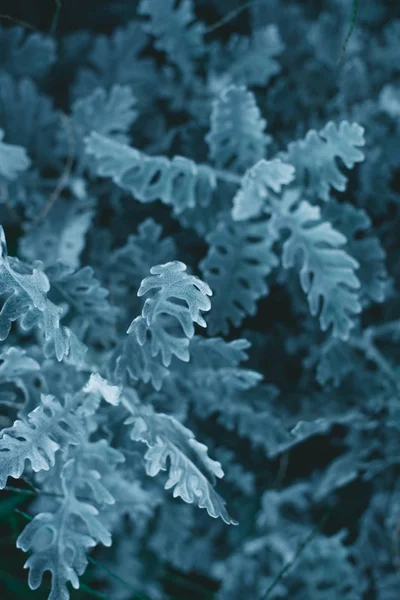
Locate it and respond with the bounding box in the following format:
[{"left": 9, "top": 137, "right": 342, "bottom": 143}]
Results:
[{"left": 0, "top": 0, "right": 399, "bottom": 598}]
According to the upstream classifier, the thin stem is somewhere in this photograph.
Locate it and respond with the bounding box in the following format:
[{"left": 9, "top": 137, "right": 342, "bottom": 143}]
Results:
[
  {"left": 4, "top": 486, "right": 36, "bottom": 497},
  {"left": 31, "top": 113, "right": 76, "bottom": 227},
  {"left": 49, "top": 0, "right": 62, "bottom": 37},
  {"left": 337, "top": 0, "right": 360, "bottom": 65},
  {"left": 261, "top": 508, "right": 333, "bottom": 599},
  {"left": 0, "top": 14, "right": 39, "bottom": 32},
  {"left": 4, "top": 484, "right": 142, "bottom": 506},
  {"left": 271, "top": 451, "right": 289, "bottom": 489},
  {"left": 204, "top": 0, "right": 265, "bottom": 35},
  {"left": 21, "top": 476, "right": 40, "bottom": 493},
  {"left": 213, "top": 168, "right": 242, "bottom": 185}
]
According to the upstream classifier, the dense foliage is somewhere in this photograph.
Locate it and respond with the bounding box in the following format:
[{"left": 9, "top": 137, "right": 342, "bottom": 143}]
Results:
[{"left": 0, "top": 0, "right": 399, "bottom": 598}]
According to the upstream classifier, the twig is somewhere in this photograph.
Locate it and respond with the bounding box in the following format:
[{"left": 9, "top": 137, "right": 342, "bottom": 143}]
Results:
[
  {"left": 4, "top": 483, "right": 147, "bottom": 506},
  {"left": 31, "top": 113, "right": 76, "bottom": 227},
  {"left": 271, "top": 452, "right": 289, "bottom": 489},
  {"left": 49, "top": 0, "right": 62, "bottom": 36},
  {"left": 337, "top": 0, "right": 359, "bottom": 65},
  {"left": 261, "top": 508, "right": 333, "bottom": 599},
  {"left": 204, "top": 0, "right": 265, "bottom": 35},
  {"left": 0, "top": 14, "right": 39, "bottom": 32},
  {"left": 20, "top": 476, "right": 40, "bottom": 493},
  {"left": 213, "top": 168, "right": 242, "bottom": 185}
]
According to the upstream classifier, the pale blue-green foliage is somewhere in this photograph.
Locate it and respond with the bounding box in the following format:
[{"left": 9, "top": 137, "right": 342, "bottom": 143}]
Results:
[
  {"left": 214, "top": 447, "right": 256, "bottom": 497},
  {"left": 0, "top": 346, "right": 40, "bottom": 385},
  {"left": 72, "top": 21, "right": 159, "bottom": 108},
  {"left": 308, "top": 11, "right": 362, "bottom": 69},
  {"left": 372, "top": 20, "right": 400, "bottom": 81},
  {"left": 232, "top": 158, "right": 295, "bottom": 220},
  {"left": 218, "top": 383, "right": 291, "bottom": 458},
  {"left": 105, "top": 218, "right": 177, "bottom": 297},
  {"left": 322, "top": 200, "right": 388, "bottom": 305},
  {"left": 114, "top": 261, "right": 212, "bottom": 389},
  {"left": 148, "top": 502, "right": 199, "bottom": 573},
  {"left": 85, "top": 132, "right": 217, "bottom": 214},
  {"left": 377, "top": 574, "right": 400, "bottom": 600},
  {"left": 126, "top": 406, "right": 237, "bottom": 524},
  {"left": 217, "top": 482, "right": 360, "bottom": 599},
  {"left": 137, "top": 261, "right": 212, "bottom": 336},
  {"left": 313, "top": 410, "right": 388, "bottom": 501},
  {"left": 379, "top": 84, "right": 400, "bottom": 120},
  {"left": 46, "top": 261, "right": 120, "bottom": 348},
  {"left": 114, "top": 330, "right": 169, "bottom": 390},
  {"left": 225, "top": 25, "right": 284, "bottom": 87},
  {"left": 130, "top": 260, "right": 211, "bottom": 364},
  {"left": 0, "top": 227, "right": 73, "bottom": 360},
  {"left": 272, "top": 189, "right": 361, "bottom": 339},
  {"left": 3, "top": 170, "right": 47, "bottom": 221},
  {"left": 314, "top": 337, "right": 357, "bottom": 387},
  {"left": 97, "top": 536, "right": 165, "bottom": 600},
  {"left": 72, "top": 85, "right": 137, "bottom": 141},
  {"left": 355, "top": 490, "right": 400, "bottom": 595},
  {"left": 0, "top": 128, "right": 31, "bottom": 180},
  {"left": 0, "top": 393, "right": 86, "bottom": 488},
  {"left": 200, "top": 216, "right": 278, "bottom": 335},
  {"left": 0, "top": 346, "right": 42, "bottom": 412},
  {"left": 163, "top": 336, "right": 263, "bottom": 418},
  {"left": 0, "top": 346, "right": 88, "bottom": 416},
  {"left": 0, "top": 2, "right": 398, "bottom": 599},
  {"left": 0, "top": 74, "right": 61, "bottom": 168},
  {"left": 289, "top": 531, "right": 361, "bottom": 600},
  {"left": 0, "top": 26, "right": 56, "bottom": 80},
  {"left": 139, "top": 0, "right": 205, "bottom": 81},
  {"left": 280, "top": 121, "right": 365, "bottom": 201},
  {"left": 17, "top": 440, "right": 124, "bottom": 600},
  {"left": 206, "top": 84, "right": 269, "bottom": 173},
  {"left": 231, "top": 157, "right": 362, "bottom": 339},
  {"left": 20, "top": 199, "right": 95, "bottom": 269},
  {"left": 59, "top": 84, "right": 137, "bottom": 163},
  {"left": 47, "top": 261, "right": 115, "bottom": 319}
]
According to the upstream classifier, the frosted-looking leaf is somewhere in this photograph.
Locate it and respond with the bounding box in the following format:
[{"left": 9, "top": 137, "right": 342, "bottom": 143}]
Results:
[
  {"left": 139, "top": 0, "right": 205, "bottom": 81},
  {"left": 114, "top": 261, "right": 212, "bottom": 389},
  {"left": 280, "top": 121, "right": 365, "bottom": 201},
  {"left": 17, "top": 442, "right": 122, "bottom": 600},
  {"left": 227, "top": 25, "right": 284, "bottom": 87},
  {"left": 130, "top": 260, "right": 211, "bottom": 364},
  {"left": 19, "top": 200, "right": 94, "bottom": 269},
  {"left": 206, "top": 84, "right": 269, "bottom": 173},
  {"left": 126, "top": 407, "right": 237, "bottom": 524},
  {"left": 0, "top": 26, "right": 56, "bottom": 79},
  {"left": 83, "top": 373, "right": 121, "bottom": 406},
  {"left": 201, "top": 216, "right": 278, "bottom": 335},
  {"left": 232, "top": 158, "right": 295, "bottom": 221},
  {"left": 0, "top": 227, "right": 70, "bottom": 360},
  {"left": 0, "top": 394, "right": 85, "bottom": 488},
  {"left": 272, "top": 190, "right": 361, "bottom": 340},
  {"left": 85, "top": 132, "right": 216, "bottom": 214}
]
